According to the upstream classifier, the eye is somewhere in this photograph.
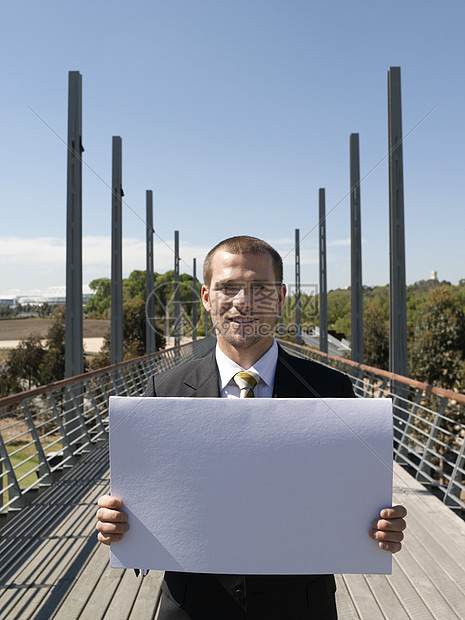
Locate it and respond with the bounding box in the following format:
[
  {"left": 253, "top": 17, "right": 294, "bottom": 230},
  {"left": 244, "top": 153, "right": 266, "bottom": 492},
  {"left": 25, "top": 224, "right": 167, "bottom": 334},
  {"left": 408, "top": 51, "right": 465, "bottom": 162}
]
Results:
[
  {"left": 253, "top": 284, "right": 275, "bottom": 295},
  {"left": 221, "top": 285, "right": 240, "bottom": 295}
]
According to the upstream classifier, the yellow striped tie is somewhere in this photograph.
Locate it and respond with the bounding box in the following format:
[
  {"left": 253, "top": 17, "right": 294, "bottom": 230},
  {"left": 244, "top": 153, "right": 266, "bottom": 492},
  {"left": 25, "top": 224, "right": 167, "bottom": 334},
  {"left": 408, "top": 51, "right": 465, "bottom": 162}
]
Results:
[{"left": 233, "top": 371, "right": 259, "bottom": 398}]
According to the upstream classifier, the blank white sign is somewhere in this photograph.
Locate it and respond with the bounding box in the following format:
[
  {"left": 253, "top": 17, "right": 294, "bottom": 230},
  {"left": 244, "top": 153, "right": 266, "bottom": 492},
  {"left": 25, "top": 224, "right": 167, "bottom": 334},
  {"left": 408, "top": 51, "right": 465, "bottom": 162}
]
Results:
[{"left": 109, "top": 396, "right": 393, "bottom": 575}]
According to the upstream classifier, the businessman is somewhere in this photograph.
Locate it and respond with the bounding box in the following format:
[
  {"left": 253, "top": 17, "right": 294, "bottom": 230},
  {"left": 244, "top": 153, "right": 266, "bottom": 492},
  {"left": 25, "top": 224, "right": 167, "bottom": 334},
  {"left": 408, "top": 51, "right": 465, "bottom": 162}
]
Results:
[{"left": 96, "top": 235, "right": 407, "bottom": 619}]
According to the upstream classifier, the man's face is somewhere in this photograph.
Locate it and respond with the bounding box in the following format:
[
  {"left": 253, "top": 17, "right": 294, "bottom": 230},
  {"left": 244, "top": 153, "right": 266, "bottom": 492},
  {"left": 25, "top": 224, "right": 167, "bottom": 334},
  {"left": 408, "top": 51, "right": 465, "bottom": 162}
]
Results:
[{"left": 201, "top": 251, "right": 286, "bottom": 355}]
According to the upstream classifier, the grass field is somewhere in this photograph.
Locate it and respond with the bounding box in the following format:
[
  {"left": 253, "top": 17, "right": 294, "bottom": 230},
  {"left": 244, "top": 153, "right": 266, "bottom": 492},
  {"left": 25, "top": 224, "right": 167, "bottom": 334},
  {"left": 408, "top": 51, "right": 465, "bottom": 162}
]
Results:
[
  {"left": 8, "top": 449, "right": 41, "bottom": 489},
  {"left": 4, "top": 437, "right": 64, "bottom": 492},
  {"left": 0, "top": 318, "right": 109, "bottom": 342}
]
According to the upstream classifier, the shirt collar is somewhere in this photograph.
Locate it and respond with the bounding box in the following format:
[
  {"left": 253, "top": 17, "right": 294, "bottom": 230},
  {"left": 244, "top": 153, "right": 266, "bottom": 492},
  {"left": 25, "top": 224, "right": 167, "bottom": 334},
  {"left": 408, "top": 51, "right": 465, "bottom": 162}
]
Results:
[{"left": 215, "top": 339, "right": 279, "bottom": 391}]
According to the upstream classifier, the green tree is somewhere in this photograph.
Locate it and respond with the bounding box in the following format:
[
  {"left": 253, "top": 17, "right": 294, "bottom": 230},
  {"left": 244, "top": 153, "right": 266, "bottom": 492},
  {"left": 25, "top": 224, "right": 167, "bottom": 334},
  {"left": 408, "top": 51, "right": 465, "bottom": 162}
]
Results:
[
  {"left": 0, "top": 364, "right": 20, "bottom": 397},
  {"left": 123, "top": 298, "right": 149, "bottom": 359},
  {"left": 38, "top": 302, "right": 53, "bottom": 317},
  {"left": 364, "top": 285, "right": 389, "bottom": 318},
  {"left": 86, "top": 278, "right": 111, "bottom": 317},
  {"left": 84, "top": 270, "right": 203, "bottom": 325},
  {"left": 90, "top": 298, "right": 164, "bottom": 370},
  {"left": 409, "top": 286, "right": 465, "bottom": 390},
  {"left": 8, "top": 334, "right": 45, "bottom": 390},
  {"left": 327, "top": 289, "right": 351, "bottom": 336},
  {"left": 39, "top": 306, "right": 66, "bottom": 385},
  {"left": 123, "top": 270, "right": 147, "bottom": 301},
  {"left": 2, "top": 307, "right": 74, "bottom": 395},
  {"left": 364, "top": 302, "right": 389, "bottom": 370},
  {"left": 152, "top": 271, "right": 202, "bottom": 333}
]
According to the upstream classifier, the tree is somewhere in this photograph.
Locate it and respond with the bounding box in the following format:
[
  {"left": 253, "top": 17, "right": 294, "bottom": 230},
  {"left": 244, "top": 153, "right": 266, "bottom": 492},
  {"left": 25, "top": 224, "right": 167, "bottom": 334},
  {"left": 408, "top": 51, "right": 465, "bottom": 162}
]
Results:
[
  {"left": 409, "top": 286, "right": 465, "bottom": 390},
  {"left": 327, "top": 289, "right": 351, "bottom": 336},
  {"left": 0, "top": 364, "right": 20, "bottom": 397},
  {"left": 123, "top": 270, "right": 147, "bottom": 301},
  {"left": 2, "top": 307, "right": 70, "bottom": 395},
  {"left": 364, "top": 302, "right": 389, "bottom": 370},
  {"left": 89, "top": 298, "right": 164, "bottom": 370},
  {"left": 8, "top": 334, "right": 45, "bottom": 390},
  {"left": 38, "top": 302, "right": 53, "bottom": 317},
  {"left": 86, "top": 278, "right": 111, "bottom": 317},
  {"left": 39, "top": 306, "right": 66, "bottom": 385},
  {"left": 122, "top": 298, "right": 149, "bottom": 359}
]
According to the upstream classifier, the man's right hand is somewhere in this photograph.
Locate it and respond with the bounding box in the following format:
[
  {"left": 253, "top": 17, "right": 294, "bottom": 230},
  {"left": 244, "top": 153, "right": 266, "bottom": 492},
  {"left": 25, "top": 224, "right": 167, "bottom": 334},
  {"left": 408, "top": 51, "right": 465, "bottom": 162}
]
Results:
[{"left": 96, "top": 495, "right": 129, "bottom": 545}]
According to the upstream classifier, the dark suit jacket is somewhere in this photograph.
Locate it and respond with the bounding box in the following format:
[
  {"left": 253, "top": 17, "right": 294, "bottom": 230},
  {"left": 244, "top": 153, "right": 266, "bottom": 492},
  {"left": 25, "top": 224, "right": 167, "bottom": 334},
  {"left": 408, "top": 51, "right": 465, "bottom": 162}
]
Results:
[{"left": 145, "top": 344, "right": 355, "bottom": 620}]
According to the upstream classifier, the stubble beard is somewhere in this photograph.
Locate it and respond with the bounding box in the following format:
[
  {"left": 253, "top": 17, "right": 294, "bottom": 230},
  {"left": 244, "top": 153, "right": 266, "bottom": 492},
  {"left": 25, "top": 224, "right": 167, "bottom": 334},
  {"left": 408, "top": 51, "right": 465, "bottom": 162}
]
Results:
[{"left": 212, "top": 315, "right": 276, "bottom": 350}]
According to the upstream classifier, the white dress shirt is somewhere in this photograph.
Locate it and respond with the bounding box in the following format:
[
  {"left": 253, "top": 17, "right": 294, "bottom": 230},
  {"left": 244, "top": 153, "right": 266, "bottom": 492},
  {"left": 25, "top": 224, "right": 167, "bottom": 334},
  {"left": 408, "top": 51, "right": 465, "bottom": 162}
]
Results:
[{"left": 215, "top": 339, "right": 278, "bottom": 398}]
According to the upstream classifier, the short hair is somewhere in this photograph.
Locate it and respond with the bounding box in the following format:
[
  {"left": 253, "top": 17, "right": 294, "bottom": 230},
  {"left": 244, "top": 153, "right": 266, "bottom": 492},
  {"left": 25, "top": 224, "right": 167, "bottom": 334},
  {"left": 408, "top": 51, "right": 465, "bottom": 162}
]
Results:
[{"left": 203, "top": 236, "right": 283, "bottom": 286}]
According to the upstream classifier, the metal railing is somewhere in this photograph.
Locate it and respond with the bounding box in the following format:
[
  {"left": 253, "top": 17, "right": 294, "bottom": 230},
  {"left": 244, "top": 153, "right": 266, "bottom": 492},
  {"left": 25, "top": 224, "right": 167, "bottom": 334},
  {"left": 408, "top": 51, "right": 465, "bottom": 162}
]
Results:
[
  {"left": 279, "top": 340, "right": 465, "bottom": 512},
  {"left": 0, "top": 337, "right": 216, "bottom": 515},
  {"left": 1, "top": 335, "right": 464, "bottom": 516}
]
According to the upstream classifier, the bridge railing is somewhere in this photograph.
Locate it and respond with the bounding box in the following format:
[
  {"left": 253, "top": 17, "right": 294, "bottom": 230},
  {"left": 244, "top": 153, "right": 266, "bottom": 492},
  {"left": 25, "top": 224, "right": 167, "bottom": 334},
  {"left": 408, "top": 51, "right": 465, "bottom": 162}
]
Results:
[
  {"left": 279, "top": 340, "right": 465, "bottom": 512},
  {"left": 2, "top": 336, "right": 464, "bottom": 517},
  {"left": 0, "top": 337, "right": 216, "bottom": 515}
]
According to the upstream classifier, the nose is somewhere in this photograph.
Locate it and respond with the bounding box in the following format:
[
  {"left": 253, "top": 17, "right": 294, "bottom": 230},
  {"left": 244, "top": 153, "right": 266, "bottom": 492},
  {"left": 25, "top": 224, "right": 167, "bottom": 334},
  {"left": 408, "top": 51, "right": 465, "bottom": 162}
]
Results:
[{"left": 232, "top": 287, "right": 252, "bottom": 310}]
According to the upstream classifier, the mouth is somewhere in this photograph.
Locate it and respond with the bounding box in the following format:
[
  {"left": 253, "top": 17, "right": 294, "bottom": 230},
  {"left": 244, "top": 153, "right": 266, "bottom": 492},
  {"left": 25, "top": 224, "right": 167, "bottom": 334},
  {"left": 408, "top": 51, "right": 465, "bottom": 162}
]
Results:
[{"left": 228, "top": 316, "right": 257, "bottom": 326}]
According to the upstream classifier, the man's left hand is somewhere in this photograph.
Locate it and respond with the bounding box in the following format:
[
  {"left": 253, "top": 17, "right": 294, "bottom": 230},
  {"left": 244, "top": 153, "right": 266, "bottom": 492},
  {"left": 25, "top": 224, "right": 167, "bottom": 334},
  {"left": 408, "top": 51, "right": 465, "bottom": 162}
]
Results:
[{"left": 369, "top": 505, "right": 407, "bottom": 553}]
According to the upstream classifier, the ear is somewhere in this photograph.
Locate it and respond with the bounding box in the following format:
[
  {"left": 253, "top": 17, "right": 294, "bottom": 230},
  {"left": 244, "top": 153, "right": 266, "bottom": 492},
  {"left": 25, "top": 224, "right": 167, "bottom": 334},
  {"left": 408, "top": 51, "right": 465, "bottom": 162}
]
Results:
[
  {"left": 201, "top": 285, "right": 211, "bottom": 312},
  {"left": 277, "top": 284, "right": 286, "bottom": 312}
]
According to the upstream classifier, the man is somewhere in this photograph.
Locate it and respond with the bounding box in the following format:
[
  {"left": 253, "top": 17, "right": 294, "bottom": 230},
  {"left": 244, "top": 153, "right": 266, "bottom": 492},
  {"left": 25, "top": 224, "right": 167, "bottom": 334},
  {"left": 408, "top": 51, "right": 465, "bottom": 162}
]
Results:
[{"left": 96, "top": 236, "right": 406, "bottom": 619}]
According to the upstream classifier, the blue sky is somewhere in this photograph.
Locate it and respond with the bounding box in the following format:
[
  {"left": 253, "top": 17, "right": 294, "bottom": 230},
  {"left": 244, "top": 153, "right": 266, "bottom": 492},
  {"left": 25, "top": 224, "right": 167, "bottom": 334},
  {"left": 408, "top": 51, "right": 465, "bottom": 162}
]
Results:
[{"left": 1, "top": 0, "right": 464, "bottom": 295}]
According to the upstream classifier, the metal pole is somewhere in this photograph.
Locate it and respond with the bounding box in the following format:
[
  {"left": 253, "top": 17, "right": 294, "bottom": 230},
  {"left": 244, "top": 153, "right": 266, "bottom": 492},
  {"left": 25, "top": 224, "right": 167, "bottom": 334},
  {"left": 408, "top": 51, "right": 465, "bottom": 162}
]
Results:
[
  {"left": 165, "top": 304, "right": 170, "bottom": 345},
  {"left": 111, "top": 136, "right": 123, "bottom": 364},
  {"left": 146, "top": 190, "right": 156, "bottom": 353},
  {"left": 65, "top": 71, "right": 83, "bottom": 449},
  {"left": 387, "top": 67, "right": 407, "bottom": 377},
  {"left": 192, "top": 258, "right": 197, "bottom": 341},
  {"left": 319, "top": 189, "right": 328, "bottom": 354},
  {"left": 65, "top": 71, "right": 83, "bottom": 379},
  {"left": 350, "top": 133, "right": 363, "bottom": 363},
  {"left": 174, "top": 231, "right": 181, "bottom": 348},
  {"left": 388, "top": 66, "right": 408, "bottom": 447},
  {"left": 295, "top": 229, "right": 301, "bottom": 345}
]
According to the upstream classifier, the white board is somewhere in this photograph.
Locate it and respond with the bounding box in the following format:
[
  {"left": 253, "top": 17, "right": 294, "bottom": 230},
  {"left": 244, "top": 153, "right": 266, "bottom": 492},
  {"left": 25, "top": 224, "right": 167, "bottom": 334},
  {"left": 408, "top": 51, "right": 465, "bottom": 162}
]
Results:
[{"left": 109, "top": 396, "right": 393, "bottom": 574}]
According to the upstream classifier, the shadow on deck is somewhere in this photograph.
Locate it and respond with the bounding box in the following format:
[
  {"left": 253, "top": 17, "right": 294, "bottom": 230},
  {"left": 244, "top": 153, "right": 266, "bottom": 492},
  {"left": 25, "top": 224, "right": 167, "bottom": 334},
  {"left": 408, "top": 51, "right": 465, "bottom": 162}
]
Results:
[{"left": 1, "top": 440, "right": 465, "bottom": 619}]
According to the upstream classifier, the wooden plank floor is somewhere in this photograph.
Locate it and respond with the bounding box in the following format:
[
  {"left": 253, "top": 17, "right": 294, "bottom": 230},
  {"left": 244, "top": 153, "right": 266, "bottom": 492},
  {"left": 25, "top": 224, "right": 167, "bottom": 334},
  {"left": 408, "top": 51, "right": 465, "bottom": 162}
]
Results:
[
  {"left": 1, "top": 440, "right": 465, "bottom": 619},
  {"left": 335, "top": 466, "right": 465, "bottom": 619}
]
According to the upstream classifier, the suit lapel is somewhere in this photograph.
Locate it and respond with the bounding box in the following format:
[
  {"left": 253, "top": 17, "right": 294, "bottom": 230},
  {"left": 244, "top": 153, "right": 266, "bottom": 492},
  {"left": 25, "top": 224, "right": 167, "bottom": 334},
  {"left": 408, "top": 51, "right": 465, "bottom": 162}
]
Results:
[
  {"left": 181, "top": 350, "right": 221, "bottom": 397},
  {"left": 179, "top": 345, "right": 315, "bottom": 398},
  {"left": 273, "top": 345, "right": 316, "bottom": 398}
]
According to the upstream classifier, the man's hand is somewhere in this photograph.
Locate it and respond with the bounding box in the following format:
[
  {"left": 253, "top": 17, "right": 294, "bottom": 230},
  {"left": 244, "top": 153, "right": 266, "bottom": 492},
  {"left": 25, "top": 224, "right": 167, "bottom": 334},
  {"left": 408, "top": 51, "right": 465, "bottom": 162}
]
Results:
[
  {"left": 369, "top": 504, "right": 407, "bottom": 553},
  {"left": 96, "top": 495, "right": 129, "bottom": 545}
]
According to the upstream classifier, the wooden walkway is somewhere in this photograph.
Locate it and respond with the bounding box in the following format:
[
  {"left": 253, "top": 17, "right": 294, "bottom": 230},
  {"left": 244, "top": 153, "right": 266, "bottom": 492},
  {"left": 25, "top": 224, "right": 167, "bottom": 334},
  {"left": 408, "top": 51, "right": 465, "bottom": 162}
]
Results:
[{"left": 1, "top": 440, "right": 465, "bottom": 619}]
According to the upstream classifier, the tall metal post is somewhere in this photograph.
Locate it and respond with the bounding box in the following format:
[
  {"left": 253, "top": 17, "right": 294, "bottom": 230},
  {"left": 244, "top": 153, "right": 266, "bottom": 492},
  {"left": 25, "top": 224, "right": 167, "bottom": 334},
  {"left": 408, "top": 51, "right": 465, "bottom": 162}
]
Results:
[
  {"left": 146, "top": 190, "right": 156, "bottom": 354},
  {"left": 111, "top": 136, "right": 123, "bottom": 364},
  {"left": 174, "top": 231, "right": 181, "bottom": 348},
  {"left": 350, "top": 133, "right": 363, "bottom": 363},
  {"left": 64, "top": 71, "right": 84, "bottom": 449},
  {"left": 295, "top": 229, "right": 302, "bottom": 345},
  {"left": 65, "top": 71, "right": 83, "bottom": 380},
  {"left": 388, "top": 67, "right": 408, "bottom": 377},
  {"left": 165, "top": 305, "right": 170, "bottom": 344},
  {"left": 192, "top": 258, "right": 197, "bottom": 341},
  {"left": 319, "top": 189, "right": 328, "bottom": 354}
]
